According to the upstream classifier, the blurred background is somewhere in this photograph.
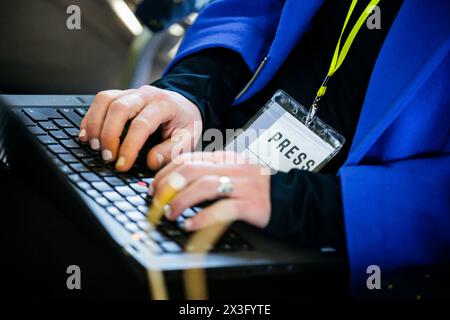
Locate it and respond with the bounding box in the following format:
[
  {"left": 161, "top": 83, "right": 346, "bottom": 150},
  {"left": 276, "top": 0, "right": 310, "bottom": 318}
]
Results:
[{"left": 0, "top": 0, "right": 213, "bottom": 94}]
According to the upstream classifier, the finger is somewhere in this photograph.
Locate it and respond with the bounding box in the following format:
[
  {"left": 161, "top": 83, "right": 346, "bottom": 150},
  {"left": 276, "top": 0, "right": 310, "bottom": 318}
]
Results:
[
  {"left": 153, "top": 161, "right": 218, "bottom": 197},
  {"left": 154, "top": 162, "right": 245, "bottom": 197},
  {"left": 80, "top": 90, "right": 124, "bottom": 143},
  {"left": 183, "top": 199, "right": 242, "bottom": 231},
  {"left": 81, "top": 89, "right": 133, "bottom": 147},
  {"left": 115, "top": 101, "right": 176, "bottom": 171},
  {"left": 154, "top": 151, "right": 248, "bottom": 183},
  {"left": 146, "top": 127, "right": 197, "bottom": 171},
  {"left": 165, "top": 175, "right": 243, "bottom": 220},
  {"left": 153, "top": 152, "right": 216, "bottom": 186},
  {"left": 99, "top": 91, "right": 154, "bottom": 164}
]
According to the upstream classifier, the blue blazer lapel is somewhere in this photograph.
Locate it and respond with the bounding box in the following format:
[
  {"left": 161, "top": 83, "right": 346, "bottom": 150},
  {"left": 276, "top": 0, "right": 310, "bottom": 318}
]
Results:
[
  {"left": 345, "top": 0, "right": 450, "bottom": 165},
  {"left": 238, "top": 0, "right": 324, "bottom": 102}
]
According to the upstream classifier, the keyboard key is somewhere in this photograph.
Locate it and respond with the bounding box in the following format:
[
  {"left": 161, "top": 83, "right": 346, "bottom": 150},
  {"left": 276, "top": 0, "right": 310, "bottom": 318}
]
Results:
[
  {"left": 142, "top": 178, "right": 154, "bottom": 184},
  {"left": 137, "top": 221, "right": 151, "bottom": 231},
  {"left": 60, "top": 139, "right": 79, "bottom": 149},
  {"left": 65, "top": 128, "right": 80, "bottom": 137},
  {"left": 60, "top": 165, "right": 73, "bottom": 174},
  {"left": 136, "top": 172, "right": 148, "bottom": 178},
  {"left": 182, "top": 208, "right": 196, "bottom": 218},
  {"left": 103, "top": 191, "right": 123, "bottom": 202},
  {"left": 75, "top": 108, "right": 87, "bottom": 116},
  {"left": 114, "top": 201, "right": 135, "bottom": 212},
  {"left": 164, "top": 227, "right": 184, "bottom": 238},
  {"left": 126, "top": 211, "right": 145, "bottom": 222},
  {"left": 115, "top": 186, "right": 136, "bottom": 196},
  {"left": 68, "top": 174, "right": 83, "bottom": 183},
  {"left": 140, "top": 193, "right": 149, "bottom": 200},
  {"left": 76, "top": 181, "right": 91, "bottom": 191},
  {"left": 92, "top": 167, "right": 113, "bottom": 176},
  {"left": 58, "top": 108, "right": 83, "bottom": 127},
  {"left": 130, "top": 182, "right": 148, "bottom": 193},
  {"left": 24, "top": 108, "right": 61, "bottom": 121},
  {"left": 106, "top": 206, "right": 121, "bottom": 216},
  {"left": 49, "top": 130, "right": 69, "bottom": 140},
  {"left": 82, "top": 158, "right": 101, "bottom": 168},
  {"left": 176, "top": 215, "right": 185, "bottom": 225},
  {"left": 80, "top": 172, "right": 102, "bottom": 182},
  {"left": 126, "top": 195, "right": 146, "bottom": 206},
  {"left": 70, "top": 163, "right": 89, "bottom": 173},
  {"left": 58, "top": 153, "right": 77, "bottom": 163},
  {"left": 161, "top": 241, "right": 182, "bottom": 253},
  {"left": 92, "top": 182, "right": 112, "bottom": 192},
  {"left": 87, "top": 190, "right": 101, "bottom": 198},
  {"left": 149, "top": 230, "right": 167, "bottom": 242},
  {"left": 144, "top": 240, "right": 163, "bottom": 254},
  {"left": 132, "top": 231, "right": 149, "bottom": 241},
  {"left": 124, "top": 222, "right": 139, "bottom": 232},
  {"left": 84, "top": 148, "right": 100, "bottom": 157},
  {"left": 95, "top": 197, "right": 109, "bottom": 207},
  {"left": 39, "top": 121, "right": 58, "bottom": 130},
  {"left": 137, "top": 205, "right": 147, "bottom": 214},
  {"left": 28, "top": 126, "right": 46, "bottom": 135},
  {"left": 37, "top": 135, "right": 56, "bottom": 145},
  {"left": 71, "top": 149, "right": 91, "bottom": 158},
  {"left": 115, "top": 214, "right": 129, "bottom": 223},
  {"left": 120, "top": 175, "right": 138, "bottom": 183},
  {"left": 54, "top": 119, "right": 73, "bottom": 128},
  {"left": 104, "top": 177, "right": 125, "bottom": 186},
  {"left": 47, "top": 145, "right": 67, "bottom": 154}
]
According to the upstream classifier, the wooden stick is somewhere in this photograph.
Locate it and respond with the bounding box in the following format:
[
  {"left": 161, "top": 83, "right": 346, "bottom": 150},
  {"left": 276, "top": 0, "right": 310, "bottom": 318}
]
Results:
[{"left": 183, "top": 222, "right": 232, "bottom": 300}]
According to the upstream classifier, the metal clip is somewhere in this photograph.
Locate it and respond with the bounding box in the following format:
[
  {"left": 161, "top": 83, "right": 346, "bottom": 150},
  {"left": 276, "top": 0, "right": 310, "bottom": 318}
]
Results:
[
  {"left": 306, "top": 76, "right": 330, "bottom": 127},
  {"left": 305, "top": 96, "right": 321, "bottom": 127}
]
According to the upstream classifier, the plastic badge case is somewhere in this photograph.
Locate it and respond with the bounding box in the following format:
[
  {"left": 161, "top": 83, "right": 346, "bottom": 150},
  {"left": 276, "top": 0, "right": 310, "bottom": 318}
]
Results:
[{"left": 226, "top": 90, "right": 345, "bottom": 173}]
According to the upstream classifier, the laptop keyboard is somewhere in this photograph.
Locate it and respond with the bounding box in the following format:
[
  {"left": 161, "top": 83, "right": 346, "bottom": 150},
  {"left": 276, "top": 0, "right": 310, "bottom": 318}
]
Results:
[{"left": 14, "top": 107, "right": 251, "bottom": 255}]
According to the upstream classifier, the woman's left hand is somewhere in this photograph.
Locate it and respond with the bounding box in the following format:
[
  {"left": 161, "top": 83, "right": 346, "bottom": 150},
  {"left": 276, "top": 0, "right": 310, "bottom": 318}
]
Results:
[{"left": 151, "top": 151, "right": 271, "bottom": 231}]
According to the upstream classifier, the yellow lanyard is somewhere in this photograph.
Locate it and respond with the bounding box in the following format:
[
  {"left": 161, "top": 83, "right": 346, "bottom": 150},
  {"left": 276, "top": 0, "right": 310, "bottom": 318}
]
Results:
[{"left": 306, "top": 0, "right": 381, "bottom": 125}]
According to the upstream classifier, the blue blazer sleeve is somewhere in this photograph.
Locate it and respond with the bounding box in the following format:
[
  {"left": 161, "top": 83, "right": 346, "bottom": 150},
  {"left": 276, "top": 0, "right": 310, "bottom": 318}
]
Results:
[
  {"left": 340, "top": 154, "right": 450, "bottom": 288},
  {"left": 166, "top": 0, "right": 283, "bottom": 73}
]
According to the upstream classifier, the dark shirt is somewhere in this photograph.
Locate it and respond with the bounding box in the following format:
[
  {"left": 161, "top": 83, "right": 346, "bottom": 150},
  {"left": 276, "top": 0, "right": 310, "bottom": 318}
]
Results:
[{"left": 153, "top": 0, "right": 402, "bottom": 253}]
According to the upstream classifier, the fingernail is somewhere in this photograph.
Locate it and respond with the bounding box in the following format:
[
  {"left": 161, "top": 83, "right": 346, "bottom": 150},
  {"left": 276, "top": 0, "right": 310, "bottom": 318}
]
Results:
[
  {"left": 116, "top": 156, "right": 126, "bottom": 167},
  {"left": 78, "top": 129, "right": 86, "bottom": 139},
  {"left": 156, "top": 153, "right": 164, "bottom": 167},
  {"left": 183, "top": 219, "right": 192, "bottom": 231},
  {"left": 148, "top": 183, "right": 154, "bottom": 197},
  {"left": 90, "top": 138, "right": 100, "bottom": 150},
  {"left": 102, "top": 149, "right": 113, "bottom": 162},
  {"left": 163, "top": 204, "right": 171, "bottom": 219}
]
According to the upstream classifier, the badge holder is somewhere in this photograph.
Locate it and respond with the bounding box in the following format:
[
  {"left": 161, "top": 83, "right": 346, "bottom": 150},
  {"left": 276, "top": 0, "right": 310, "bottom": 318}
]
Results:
[{"left": 225, "top": 90, "right": 345, "bottom": 173}]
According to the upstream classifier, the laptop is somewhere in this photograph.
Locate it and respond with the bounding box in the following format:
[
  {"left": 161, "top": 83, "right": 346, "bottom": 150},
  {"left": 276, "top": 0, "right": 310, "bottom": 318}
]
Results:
[{"left": 0, "top": 94, "right": 343, "bottom": 295}]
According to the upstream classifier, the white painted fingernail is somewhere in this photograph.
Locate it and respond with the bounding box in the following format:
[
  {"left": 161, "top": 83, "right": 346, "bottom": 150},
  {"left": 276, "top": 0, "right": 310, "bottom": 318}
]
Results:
[
  {"left": 78, "top": 129, "right": 86, "bottom": 139},
  {"left": 90, "top": 138, "right": 100, "bottom": 150},
  {"left": 148, "top": 183, "right": 154, "bottom": 197},
  {"left": 156, "top": 153, "right": 164, "bottom": 167},
  {"left": 102, "top": 149, "right": 113, "bottom": 162},
  {"left": 163, "top": 204, "right": 171, "bottom": 219},
  {"left": 116, "top": 156, "right": 126, "bottom": 167},
  {"left": 183, "top": 219, "right": 192, "bottom": 231}
]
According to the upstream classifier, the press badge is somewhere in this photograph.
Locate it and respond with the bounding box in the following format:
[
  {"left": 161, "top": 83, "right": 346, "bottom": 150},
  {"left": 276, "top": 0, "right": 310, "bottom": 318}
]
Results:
[{"left": 226, "top": 91, "right": 345, "bottom": 173}]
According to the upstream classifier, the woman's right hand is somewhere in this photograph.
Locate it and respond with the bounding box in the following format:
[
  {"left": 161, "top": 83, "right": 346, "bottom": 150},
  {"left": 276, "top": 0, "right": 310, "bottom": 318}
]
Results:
[{"left": 78, "top": 85, "right": 203, "bottom": 172}]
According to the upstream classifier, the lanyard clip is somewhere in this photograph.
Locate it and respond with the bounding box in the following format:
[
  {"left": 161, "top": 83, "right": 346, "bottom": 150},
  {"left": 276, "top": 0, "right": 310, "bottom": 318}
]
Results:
[
  {"left": 306, "top": 76, "right": 329, "bottom": 127},
  {"left": 305, "top": 97, "right": 320, "bottom": 127}
]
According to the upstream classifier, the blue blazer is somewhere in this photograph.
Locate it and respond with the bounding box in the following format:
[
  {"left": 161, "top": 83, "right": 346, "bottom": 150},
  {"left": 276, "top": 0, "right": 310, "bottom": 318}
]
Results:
[{"left": 168, "top": 0, "right": 450, "bottom": 288}]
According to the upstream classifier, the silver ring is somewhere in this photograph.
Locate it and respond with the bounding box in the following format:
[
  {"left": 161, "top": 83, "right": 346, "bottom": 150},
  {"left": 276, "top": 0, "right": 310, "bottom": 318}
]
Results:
[{"left": 217, "top": 176, "right": 234, "bottom": 197}]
